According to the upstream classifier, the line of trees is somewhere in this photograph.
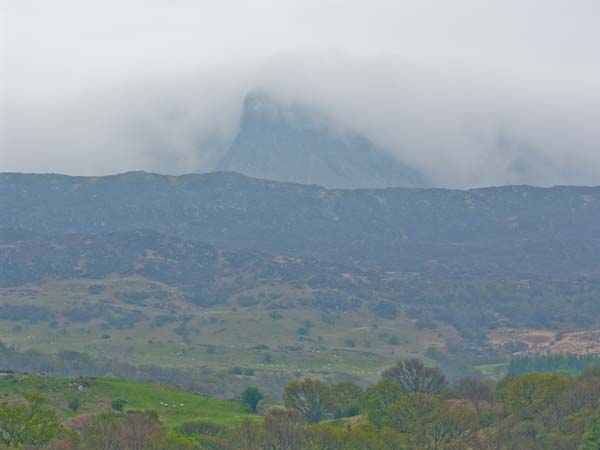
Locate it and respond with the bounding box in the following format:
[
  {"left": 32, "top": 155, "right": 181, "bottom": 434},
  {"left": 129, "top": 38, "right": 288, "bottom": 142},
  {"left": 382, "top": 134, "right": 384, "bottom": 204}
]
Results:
[
  {"left": 2, "top": 358, "right": 600, "bottom": 449},
  {"left": 509, "top": 354, "right": 600, "bottom": 375}
]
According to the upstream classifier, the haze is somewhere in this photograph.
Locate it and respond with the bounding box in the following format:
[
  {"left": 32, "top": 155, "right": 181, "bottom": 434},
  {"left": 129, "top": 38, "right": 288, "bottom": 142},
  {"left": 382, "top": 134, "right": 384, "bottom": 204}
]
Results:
[{"left": 1, "top": 0, "right": 600, "bottom": 187}]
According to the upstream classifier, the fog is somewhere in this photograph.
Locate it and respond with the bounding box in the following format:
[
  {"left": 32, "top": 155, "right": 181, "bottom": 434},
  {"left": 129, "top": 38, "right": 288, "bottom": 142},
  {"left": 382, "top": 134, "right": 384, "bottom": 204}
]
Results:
[{"left": 1, "top": 0, "right": 600, "bottom": 187}]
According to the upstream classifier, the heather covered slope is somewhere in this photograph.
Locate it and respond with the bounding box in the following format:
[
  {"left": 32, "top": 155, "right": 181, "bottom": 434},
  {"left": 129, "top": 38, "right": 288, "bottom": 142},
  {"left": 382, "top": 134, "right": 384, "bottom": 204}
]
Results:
[
  {"left": 3, "top": 172, "right": 600, "bottom": 390},
  {"left": 2, "top": 171, "right": 600, "bottom": 277}
]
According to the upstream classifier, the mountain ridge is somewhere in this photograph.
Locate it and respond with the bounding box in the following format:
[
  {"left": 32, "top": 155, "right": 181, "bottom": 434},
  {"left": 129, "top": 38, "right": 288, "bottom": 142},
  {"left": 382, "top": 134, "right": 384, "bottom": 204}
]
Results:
[{"left": 2, "top": 171, "right": 600, "bottom": 278}]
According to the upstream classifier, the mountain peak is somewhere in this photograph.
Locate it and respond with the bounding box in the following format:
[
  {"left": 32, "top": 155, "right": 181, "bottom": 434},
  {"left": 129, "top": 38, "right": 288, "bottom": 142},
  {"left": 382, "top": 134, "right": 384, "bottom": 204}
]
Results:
[{"left": 216, "top": 90, "right": 429, "bottom": 189}]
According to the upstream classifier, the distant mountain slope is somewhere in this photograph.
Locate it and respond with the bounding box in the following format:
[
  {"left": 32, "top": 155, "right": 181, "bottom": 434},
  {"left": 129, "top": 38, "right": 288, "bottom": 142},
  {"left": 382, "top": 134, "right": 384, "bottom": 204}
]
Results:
[
  {"left": 2, "top": 171, "right": 600, "bottom": 277},
  {"left": 216, "top": 91, "right": 428, "bottom": 189},
  {"left": 0, "top": 229, "right": 374, "bottom": 309}
]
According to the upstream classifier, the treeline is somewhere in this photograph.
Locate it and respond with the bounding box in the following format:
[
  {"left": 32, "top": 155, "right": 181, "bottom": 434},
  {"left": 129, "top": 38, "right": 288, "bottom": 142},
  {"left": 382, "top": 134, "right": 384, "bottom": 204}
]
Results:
[
  {"left": 509, "top": 354, "right": 600, "bottom": 375},
  {"left": 2, "top": 358, "right": 600, "bottom": 449}
]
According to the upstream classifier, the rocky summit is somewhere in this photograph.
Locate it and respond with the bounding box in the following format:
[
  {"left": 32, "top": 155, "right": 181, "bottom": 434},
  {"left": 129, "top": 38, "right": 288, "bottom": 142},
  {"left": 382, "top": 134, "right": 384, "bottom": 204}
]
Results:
[{"left": 217, "top": 90, "right": 429, "bottom": 189}]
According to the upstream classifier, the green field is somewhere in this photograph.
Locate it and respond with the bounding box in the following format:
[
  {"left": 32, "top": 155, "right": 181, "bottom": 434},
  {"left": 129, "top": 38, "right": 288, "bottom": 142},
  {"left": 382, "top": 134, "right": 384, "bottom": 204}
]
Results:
[
  {"left": 0, "top": 374, "right": 254, "bottom": 428},
  {"left": 0, "top": 277, "right": 457, "bottom": 393}
]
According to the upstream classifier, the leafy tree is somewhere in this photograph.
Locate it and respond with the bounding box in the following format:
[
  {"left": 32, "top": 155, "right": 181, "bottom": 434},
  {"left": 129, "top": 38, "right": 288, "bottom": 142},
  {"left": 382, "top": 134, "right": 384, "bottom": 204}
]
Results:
[
  {"left": 242, "top": 387, "right": 264, "bottom": 413},
  {"left": 384, "top": 394, "right": 479, "bottom": 450},
  {"left": 364, "top": 379, "right": 405, "bottom": 427},
  {"left": 0, "top": 395, "right": 63, "bottom": 448},
  {"left": 382, "top": 359, "right": 448, "bottom": 395},
  {"left": 498, "top": 373, "right": 571, "bottom": 420},
  {"left": 330, "top": 381, "right": 364, "bottom": 418},
  {"left": 284, "top": 379, "right": 335, "bottom": 423},
  {"left": 580, "top": 410, "right": 600, "bottom": 450},
  {"left": 68, "top": 397, "right": 80, "bottom": 415},
  {"left": 111, "top": 399, "right": 127, "bottom": 415}
]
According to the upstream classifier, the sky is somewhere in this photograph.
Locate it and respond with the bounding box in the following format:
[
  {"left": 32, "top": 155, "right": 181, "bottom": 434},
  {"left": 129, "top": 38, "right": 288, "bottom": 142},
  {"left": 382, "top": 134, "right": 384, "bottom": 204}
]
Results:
[{"left": 1, "top": 0, "right": 600, "bottom": 187}]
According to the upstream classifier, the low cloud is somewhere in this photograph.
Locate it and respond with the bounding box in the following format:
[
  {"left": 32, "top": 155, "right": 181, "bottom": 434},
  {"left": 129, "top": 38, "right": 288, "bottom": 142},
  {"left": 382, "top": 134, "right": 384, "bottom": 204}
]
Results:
[{"left": 1, "top": 1, "right": 600, "bottom": 187}]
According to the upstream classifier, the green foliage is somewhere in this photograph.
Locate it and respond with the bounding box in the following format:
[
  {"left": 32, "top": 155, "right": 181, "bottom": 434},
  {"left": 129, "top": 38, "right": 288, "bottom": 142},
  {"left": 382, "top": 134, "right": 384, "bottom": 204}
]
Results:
[
  {"left": 330, "top": 382, "right": 364, "bottom": 418},
  {"left": 384, "top": 393, "right": 479, "bottom": 449},
  {"left": 580, "top": 410, "right": 600, "bottom": 450},
  {"left": 284, "top": 379, "right": 335, "bottom": 423},
  {"left": 498, "top": 372, "right": 571, "bottom": 420},
  {"left": 4, "top": 364, "right": 600, "bottom": 450},
  {"left": 0, "top": 395, "right": 63, "bottom": 447},
  {"left": 509, "top": 355, "right": 600, "bottom": 375},
  {"left": 241, "top": 387, "right": 263, "bottom": 413},
  {"left": 111, "top": 398, "right": 127, "bottom": 414},
  {"left": 365, "top": 379, "right": 405, "bottom": 427},
  {"left": 176, "top": 420, "right": 225, "bottom": 437},
  {"left": 68, "top": 397, "right": 80, "bottom": 414}
]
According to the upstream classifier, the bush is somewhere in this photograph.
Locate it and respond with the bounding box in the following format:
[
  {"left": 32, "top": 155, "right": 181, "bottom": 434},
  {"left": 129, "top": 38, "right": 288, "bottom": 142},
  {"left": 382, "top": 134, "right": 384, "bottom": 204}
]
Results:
[
  {"left": 228, "top": 366, "right": 244, "bottom": 375},
  {"left": 388, "top": 335, "right": 400, "bottom": 345},
  {"left": 176, "top": 420, "right": 225, "bottom": 437}
]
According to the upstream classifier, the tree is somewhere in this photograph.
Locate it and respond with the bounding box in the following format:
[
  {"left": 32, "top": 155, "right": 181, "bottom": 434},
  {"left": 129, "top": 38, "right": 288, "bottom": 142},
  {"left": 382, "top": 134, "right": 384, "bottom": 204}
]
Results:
[
  {"left": 284, "top": 379, "right": 335, "bottom": 423},
  {"left": 42, "top": 430, "right": 83, "bottom": 450},
  {"left": 330, "top": 382, "right": 364, "bottom": 418},
  {"left": 121, "top": 411, "right": 164, "bottom": 450},
  {"left": 177, "top": 420, "right": 225, "bottom": 437},
  {"left": 382, "top": 359, "right": 448, "bottom": 395},
  {"left": 0, "top": 395, "right": 63, "bottom": 448},
  {"left": 227, "top": 418, "right": 264, "bottom": 450},
  {"left": 305, "top": 424, "right": 348, "bottom": 449},
  {"left": 111, "top": 399, "right": 127, "bottom": 415},
  {"left": 264, "top": 408, "right": 305, "bottom": 450},
  {"left": 498, "top": 373, "right": 570, "bottom": 420},
  {"left": 364, "top": 379, "right": 405, "bottom": 427},
  {"left": 450, "top": 378, "right": 493, "bottom": 415},
  {"left": 242, "top": 387, "right": 264, "bottom": 413},
  {"left": 68, "top": 398, "right": 80, "bottom": 415},
  {"left": 580, "top": 410, "right": 600, "bottom": 450},
  {"left": 80, "top": 411, "right": 123, "bottom": 450},
  {"left": 384, "top": 394, "right": 479, "bottom": 450}
]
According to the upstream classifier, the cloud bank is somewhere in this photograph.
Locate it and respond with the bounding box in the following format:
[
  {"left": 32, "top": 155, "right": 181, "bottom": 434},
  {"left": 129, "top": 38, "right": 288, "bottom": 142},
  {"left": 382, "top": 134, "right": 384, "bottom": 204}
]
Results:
[{"left": 1, "top": 0, "right": 600, "bottom": 187}]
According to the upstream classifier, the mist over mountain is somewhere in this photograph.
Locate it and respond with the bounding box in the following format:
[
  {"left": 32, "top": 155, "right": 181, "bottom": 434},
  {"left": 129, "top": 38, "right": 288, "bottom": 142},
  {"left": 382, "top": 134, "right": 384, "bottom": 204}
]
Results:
[{"left": 217, "top": 91, "right": 429, "bottom": 188}]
